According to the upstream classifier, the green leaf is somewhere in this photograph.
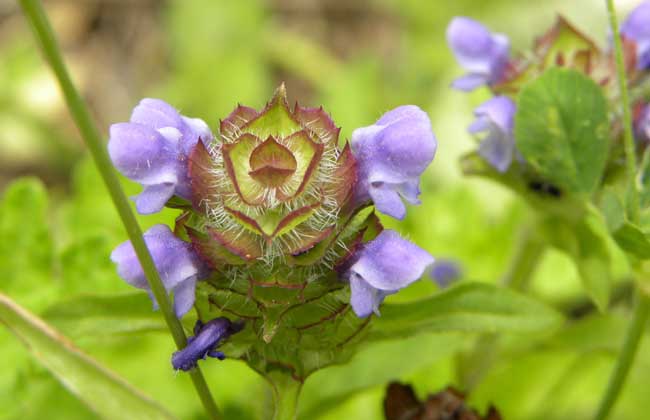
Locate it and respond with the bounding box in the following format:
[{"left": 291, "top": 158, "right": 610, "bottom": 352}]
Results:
[
  {"left": 612, "top": 222, "right": 650, "bottom": 259},
  {"left": 42, "top": 292, "right": 168, "bottom": 340},
  {"left": 515, "top": 68, "right": 609, "bottom": 194},
  {"left": 0, "top": 292, "right": 175, "bottom": 420},
  {"left": 0, "top": 177, "right": 56, "bottom": 310},
  {"left": 369, "top": 283, "right": 563, "bottom": 340}
]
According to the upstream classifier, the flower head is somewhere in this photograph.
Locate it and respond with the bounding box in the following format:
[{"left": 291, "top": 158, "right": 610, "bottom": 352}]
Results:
[
  {"left": 429, "top": 259, "right": 462, "bottom": 288},
  {"left": 108, "top": 99, "right": 213, "bottom": 214},
  {"left": 621, "top": 1, "right": 650, "bottom": 70},
  {"left": 447, "top": 17, "right": 510, "bottom": 91},
  {"left": 468, "top": 96, "right": 516, "bottom": 172},
  {"left": 351, "top": 106, "right": 436, "bottom": 220},
  {"left": 110, "top": 224, "right": 206, "bottom": 317},
  {"left": 171, "top": 317, "right": 242, "bottom": 371},
  {"left": 343, "top": 230, "right": 434, "bottom": 318}
]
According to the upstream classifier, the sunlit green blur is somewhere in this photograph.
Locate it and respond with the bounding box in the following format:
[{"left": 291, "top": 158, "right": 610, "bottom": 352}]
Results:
[{"left": 1, "top": 1, "right": 648, "bottom": 419}]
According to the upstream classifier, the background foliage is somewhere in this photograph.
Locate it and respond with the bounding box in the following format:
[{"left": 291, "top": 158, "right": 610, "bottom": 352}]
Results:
[{"left": 1, "top": 0, "right": 649, "bottom": 419}]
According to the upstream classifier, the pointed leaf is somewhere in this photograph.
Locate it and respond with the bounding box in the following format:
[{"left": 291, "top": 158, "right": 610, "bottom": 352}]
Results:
[
  {"left": 369, "top": 283, "right": 563, "bottom": 340},
  {"left": 0, "top": 292, "right": 175, "bottom": 420}
]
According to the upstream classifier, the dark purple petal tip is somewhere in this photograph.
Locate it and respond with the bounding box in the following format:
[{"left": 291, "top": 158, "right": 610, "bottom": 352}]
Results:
[
  {"left": 429, "top": 259, "right": 462, "bottom": 288},
  {"left": 171, "top": 317, "right": 243, "bottom": 371}
]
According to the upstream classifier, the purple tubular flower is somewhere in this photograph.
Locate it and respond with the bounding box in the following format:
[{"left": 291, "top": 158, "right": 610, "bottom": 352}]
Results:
[
  {"left": 108, "top": 98, "right": 213, "bottom": 214},
  {"left": 621, "top": 1, "right": 650, "bottom": 70},
  {"left": 468, "top": 96, "right": 516, "bottom": 172},
  {"left": 171, "top": 318, "right": 242, "bottom": 371},
  {"left": 351, "top": 106, "right": 437, "bottom": 220},
  {"left": 110, "top": 224, "right": 206, "bottom": 318},
  {"left": 344, "top": 230, "right": 434, "bottom": 318},
  {"left": 446, "top": 17, "right": 510, "bottom": 91},
  {"left": 429, "top": 259, "right": 462, "bottom": 288}
]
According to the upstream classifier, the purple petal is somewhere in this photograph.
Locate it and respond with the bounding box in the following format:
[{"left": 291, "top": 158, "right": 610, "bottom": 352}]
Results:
[
  {"left": 636, "top": 104, "right": 650, "bottom": 142},
  {"left": 135, "top": 183, "right": 177, "bottom": 215},
  {"left": 451, "top": 73, "right": 491, "bottom": 91},
  {"left": 130, "top": 98, "right": 183, "bottom": 130},
  {"left": 110, "top": 224, "right": 204, "bottom": 317},
  {"left": 108, "top": 123, "right": 177, "bottom": 185},
  {"left": 469, "top": 96, "right": 517, "bottom": 172},
  {"left": 349, "top": 274, "right": 380, "bottom": 318},
  {"left": 446, "top": 17, "right": 510, "bottom": 90},
  {"left": 368, "top": 184, "right": 407, "bottom": 220},
  {"left": 621, "top": 2, "right": 650, "bottom": 41},
  {"left": 349, "top": 230, "right": 434, "bottom": 291},
  {"left": 429, "top": 259, "right": 462, "bottom": 288},
  {"left": 181, "top": 116, "right": 213, "bottom": 154},
  {"left": 173, "top": 278, "right": 198, "bottom": 319},
  {"left": 351, "top": 106, "right": 437, "bottom": 219},
  {"left": 171, "top": 318, "right": 242, "bottom": 371}
]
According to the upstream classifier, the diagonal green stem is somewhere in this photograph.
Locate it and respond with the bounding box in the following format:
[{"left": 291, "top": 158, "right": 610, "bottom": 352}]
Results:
[
  {"left": 594, "top": 291, "right": 650, "bottom": 420},
  {"left": 17, "top": 1, "right": 221, "bottom": 418},
  {"left": 606, "top": 0, "right": 639, "bottom": 223},
  {"left": 593, "top": 2, "right": 650, "bottom": 420},
  {"left": 269, "top": 373, "right": 303, "bottom": 420}
]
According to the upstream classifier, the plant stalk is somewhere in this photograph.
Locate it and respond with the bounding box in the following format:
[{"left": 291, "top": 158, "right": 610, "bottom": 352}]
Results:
[
  {"left": 269, "top": 374, "right": 303, "bottom": 420},
  {"left": 17, "top": 1, "right": 221, "bottom": 418},
  {"left": 593, "top": 2, "right": 650, "bottom": 420}
]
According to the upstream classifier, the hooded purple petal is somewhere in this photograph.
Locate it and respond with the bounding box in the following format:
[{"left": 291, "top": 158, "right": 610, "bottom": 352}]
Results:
[
  {"left": 171, "top": 318, "right": 242, "bottom": 371},
  {"left": 344, "top": 230, "right": 434, "bottom": 318},
  {"left": 351, "top": 106, "right": 437, "bottom": 220},
  {"left": 469, "top": 96, "right": 517, "bottom": 172},
  {"left": 108, "top": 98, "right": 214, "bottom": 214},
  {"left": 110, "top": 224, "right": 205, "bottom": 318},
  {"left": 447, "top": 17, "right": 510, "bottom": 91},
  {"left": 621, "top": 1, "right": 650, "bottom": 70}
]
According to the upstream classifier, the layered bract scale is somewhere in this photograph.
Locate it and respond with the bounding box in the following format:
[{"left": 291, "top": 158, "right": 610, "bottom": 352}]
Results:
[{"left": 180, "top": 86, "right": 380, "bottom": 379}]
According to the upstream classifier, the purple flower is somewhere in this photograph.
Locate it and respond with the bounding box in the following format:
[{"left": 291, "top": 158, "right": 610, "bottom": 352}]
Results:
[
  {"left": 343, "top": 230, "right": 434, "bottom": 318},
  {"left": 108, "top": 99, "right": 213, "bottom": 214},
  {"left": 351, "top": 106, "right": 437, "bottom": 220},
  {"left": 447, "top": 17, "right": 510, "bottom": 91},
  {"left": 110, "top": 224, "right": 206, "bottom": 318},
  {"left": 429, "top": 259, "right": 462, "bottom": 288},
  {"left": 621, "top": 1, "right": 650, "bottom": 70},
  {"left": 636, "top": 103, "right": 650, "bottom": 142},
  {"left": 468, "top": 96, "right": 516, "bottom": 173},
  {"left": 171, "top": 318, "right": 243, "bottom": 371}
]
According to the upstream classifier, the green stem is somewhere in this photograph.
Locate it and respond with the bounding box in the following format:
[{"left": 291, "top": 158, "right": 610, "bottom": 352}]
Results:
[
  {"left": 606, "top": 0, "right": 639, "bottom": 223},
  {"left": 17, "top": 1, "right": 221, "bottom": 418},
  {"left": 592, "top": 3, "right": 650, "bottom": 419},
  {"left": 594, "top": 292, "right": 650, "bottom": 420},
  {"left": 458, "top": 226, "right": 545, "bottom": 390},
  {"left": 270, "top": 374, "right": 303, "bottom": 420}
]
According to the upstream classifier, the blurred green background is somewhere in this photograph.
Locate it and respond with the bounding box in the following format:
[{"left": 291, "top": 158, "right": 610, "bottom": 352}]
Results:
[{"left": 1, "top": 0, "right": 649, "bottom": 419}]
